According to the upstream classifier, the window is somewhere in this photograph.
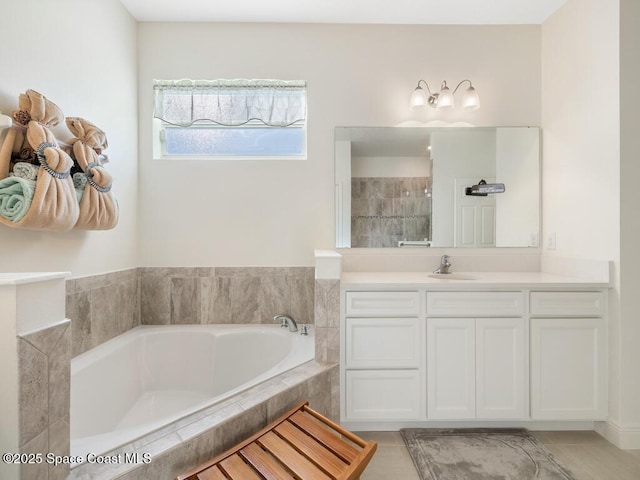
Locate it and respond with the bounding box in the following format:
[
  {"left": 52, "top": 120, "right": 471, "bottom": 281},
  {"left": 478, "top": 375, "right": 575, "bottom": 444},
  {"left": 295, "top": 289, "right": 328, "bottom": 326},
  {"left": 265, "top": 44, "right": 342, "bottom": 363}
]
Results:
[{"left": 153, "top": 79, "right": 307, "bottom": 159}]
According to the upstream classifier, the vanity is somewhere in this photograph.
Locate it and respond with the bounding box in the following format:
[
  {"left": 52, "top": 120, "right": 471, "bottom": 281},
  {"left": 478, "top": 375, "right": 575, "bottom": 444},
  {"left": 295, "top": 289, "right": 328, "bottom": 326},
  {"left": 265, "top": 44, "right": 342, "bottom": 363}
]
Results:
[
  {"left": 339, "top": 270, "right": 608, "bottom": 430},
  {"left": 333, "top": 125, "right": 609, "bottom": 431}
]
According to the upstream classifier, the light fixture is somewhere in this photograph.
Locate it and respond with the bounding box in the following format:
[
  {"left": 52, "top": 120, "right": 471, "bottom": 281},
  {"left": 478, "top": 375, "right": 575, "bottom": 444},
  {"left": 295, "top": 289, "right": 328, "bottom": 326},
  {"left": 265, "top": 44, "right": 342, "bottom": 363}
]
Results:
[{"left": 410, "top": 79, "right": 480, "bottom": 111}]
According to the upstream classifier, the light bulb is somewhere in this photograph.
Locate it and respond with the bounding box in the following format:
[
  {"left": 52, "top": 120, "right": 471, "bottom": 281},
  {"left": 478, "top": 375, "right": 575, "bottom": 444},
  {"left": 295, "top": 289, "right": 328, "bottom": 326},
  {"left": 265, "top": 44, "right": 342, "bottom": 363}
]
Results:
[
  {"left": 409, "top": 86, "right": 428, "bottom": 109},
  {"left": 462, "top": 86, "right": 480, "bottom": 111},
  {"left": 436, "top": 83, "right": 454, "bottom": 110}
]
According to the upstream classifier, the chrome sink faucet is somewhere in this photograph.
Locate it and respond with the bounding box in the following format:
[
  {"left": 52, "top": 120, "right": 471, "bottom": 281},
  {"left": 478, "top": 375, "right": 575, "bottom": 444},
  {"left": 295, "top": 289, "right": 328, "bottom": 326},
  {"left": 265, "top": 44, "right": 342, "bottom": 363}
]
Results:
[
  {"left": 274, "top": 314, "right": 298, "bottom": 332},
  {"left": 433, "top": 255, "right": 452, "bottom": 274}
]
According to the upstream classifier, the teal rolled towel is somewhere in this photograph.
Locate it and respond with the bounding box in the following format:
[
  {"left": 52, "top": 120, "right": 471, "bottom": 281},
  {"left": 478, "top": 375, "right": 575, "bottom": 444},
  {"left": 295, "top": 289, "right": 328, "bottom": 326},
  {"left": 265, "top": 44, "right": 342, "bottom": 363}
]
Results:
[
  {"left": 0, "top": 176, "right": 36, "bottom": 222},
  {"left": 10, "top": 162, "right": 39, "bottom": 181}
]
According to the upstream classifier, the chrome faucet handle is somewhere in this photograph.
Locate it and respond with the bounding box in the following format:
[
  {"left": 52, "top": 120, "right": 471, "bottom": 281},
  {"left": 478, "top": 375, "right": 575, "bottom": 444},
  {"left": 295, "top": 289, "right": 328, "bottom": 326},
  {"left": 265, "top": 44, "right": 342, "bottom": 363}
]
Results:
[
  {"left": 300, "top": 324, "right": 309, "bottom": 335},
  {"left": 433, "top": 254, "right": 452, "bottom": 274}
]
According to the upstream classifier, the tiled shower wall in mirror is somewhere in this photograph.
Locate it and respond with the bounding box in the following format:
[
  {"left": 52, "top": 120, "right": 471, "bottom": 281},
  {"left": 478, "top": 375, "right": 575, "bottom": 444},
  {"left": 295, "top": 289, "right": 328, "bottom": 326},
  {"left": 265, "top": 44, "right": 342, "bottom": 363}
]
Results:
[{"left": 351, "top": 177, "right": 431, "bottom": 248}]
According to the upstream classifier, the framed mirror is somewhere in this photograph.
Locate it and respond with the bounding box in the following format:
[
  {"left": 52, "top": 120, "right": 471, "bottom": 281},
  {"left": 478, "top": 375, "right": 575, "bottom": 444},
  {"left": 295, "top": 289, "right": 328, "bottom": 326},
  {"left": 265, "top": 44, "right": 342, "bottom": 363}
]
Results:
[{"left": 335, "top": 126, "right": 540, "bottom": 248}]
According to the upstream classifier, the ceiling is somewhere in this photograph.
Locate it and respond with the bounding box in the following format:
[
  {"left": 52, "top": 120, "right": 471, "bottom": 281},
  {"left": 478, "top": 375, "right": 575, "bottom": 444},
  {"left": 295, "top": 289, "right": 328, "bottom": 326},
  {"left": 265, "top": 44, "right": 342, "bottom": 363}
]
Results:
[{"left": 120, "top": 0, "right": 567, "bottom": 24}]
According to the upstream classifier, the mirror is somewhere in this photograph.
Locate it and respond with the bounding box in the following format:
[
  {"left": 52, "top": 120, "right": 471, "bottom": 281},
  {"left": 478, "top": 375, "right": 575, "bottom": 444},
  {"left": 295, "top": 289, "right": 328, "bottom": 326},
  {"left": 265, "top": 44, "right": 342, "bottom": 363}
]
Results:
[{"left": 335, "top": 126, "right": 540, "bottom": 248}]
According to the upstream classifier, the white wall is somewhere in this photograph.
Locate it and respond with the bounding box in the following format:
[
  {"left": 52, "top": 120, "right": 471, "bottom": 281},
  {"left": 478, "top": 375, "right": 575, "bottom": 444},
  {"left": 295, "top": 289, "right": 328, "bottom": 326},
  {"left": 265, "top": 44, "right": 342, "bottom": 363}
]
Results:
[
  {"left": 137, "top": 23, "right": 541, "bottom": 266},
  {"left": 495, "top": 127, "right": 540, "bottom": 247},
  {"left": 351, "top": 156, "right": 429, "bottom": 178},
  {"left": 0, "top": 0, "right": 138, "bottom": 277},
  {"left": 541, "top": 0, "right": 619, "bottom": 261},
  {"left": 619, "top": 0, "right": 640, "bottom": 443},
  {"left": 542, "top": 0, "right": 640, "bottom": 448}
]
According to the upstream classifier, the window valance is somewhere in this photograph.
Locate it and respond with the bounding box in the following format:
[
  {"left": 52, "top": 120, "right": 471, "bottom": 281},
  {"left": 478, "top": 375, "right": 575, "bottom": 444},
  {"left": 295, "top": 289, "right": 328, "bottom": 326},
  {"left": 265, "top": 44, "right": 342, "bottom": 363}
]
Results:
[{"left": 153, "top": 79, "right": 307, "bottom": 127}]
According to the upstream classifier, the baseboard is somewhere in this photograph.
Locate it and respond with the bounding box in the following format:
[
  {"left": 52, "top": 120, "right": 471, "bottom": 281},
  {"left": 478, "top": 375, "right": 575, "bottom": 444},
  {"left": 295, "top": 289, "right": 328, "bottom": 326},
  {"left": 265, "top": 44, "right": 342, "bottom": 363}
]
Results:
[
  {"left": 342, "top": 420, "right": 595, "bottom": 432},
  {"left": 596, "top": 420, "right": 640, "bottom": 449}
]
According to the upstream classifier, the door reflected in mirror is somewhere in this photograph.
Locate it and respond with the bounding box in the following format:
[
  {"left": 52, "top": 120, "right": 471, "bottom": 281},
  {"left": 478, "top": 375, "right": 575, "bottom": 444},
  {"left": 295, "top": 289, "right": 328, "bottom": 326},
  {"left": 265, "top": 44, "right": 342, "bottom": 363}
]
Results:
[{"left": 335, "top": 126, "right": 540, "bottom": 248}]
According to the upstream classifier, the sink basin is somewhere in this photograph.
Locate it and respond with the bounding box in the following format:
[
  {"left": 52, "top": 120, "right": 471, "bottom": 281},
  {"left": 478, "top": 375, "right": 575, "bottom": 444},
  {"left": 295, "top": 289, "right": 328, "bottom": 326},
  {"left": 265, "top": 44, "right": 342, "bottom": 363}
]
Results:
[{"left": 428, "top": 273, "right": 477, "bottom": 280}]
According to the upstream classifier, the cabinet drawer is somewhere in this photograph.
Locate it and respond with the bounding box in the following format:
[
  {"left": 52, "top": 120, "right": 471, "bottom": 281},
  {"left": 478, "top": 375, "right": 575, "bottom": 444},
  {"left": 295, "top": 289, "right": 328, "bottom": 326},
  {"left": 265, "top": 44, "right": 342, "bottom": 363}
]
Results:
[
  {"left": 530, "top": 292, "right": 604, "bottom": 317},
  {"left": 345, "top": 291, "right": 421, "bottom": 316},
  {"left": 345, "top": 370, "right": 424, "bottom": 420},
  {"left": 427, "top": 292, "right": 524, "bottom": 316},
  {"left": 345, "top": 317, "right": 422, "bottom": 368}
]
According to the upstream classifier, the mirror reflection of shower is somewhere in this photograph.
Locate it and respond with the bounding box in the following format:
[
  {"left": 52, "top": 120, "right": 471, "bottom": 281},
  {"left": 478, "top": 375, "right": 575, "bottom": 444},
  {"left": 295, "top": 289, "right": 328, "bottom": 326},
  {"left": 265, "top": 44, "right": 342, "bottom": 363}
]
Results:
[{"left": 350, "top": 144, "right": 432, "bottom": 248}]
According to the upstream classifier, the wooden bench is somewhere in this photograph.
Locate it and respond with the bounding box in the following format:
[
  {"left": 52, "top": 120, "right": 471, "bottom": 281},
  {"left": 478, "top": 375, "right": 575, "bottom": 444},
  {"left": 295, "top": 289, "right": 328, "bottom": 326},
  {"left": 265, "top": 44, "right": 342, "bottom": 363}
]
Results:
[{"left": 176, "top": 401, "right": 377, "bottom": 480}]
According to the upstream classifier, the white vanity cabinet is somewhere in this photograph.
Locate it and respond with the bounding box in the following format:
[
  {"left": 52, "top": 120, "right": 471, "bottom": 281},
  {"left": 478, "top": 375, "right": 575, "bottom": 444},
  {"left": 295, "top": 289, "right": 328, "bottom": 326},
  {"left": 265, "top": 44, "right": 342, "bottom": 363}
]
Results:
[
  {"left": 529, "top": 292, "right": 607, "bottom": 420},
  {"left": 340, "top": 273, "right": 609, "bottom": 429},
  {"left": 426, "top": 292, "right": 527, "bottom": 420},
  {"left": 342, "top": 291, "right": 426, "bottom": 422}
]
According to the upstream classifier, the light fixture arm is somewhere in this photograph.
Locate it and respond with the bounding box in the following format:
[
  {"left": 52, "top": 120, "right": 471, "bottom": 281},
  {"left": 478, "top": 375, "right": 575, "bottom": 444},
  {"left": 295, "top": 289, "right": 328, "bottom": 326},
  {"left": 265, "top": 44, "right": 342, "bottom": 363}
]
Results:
[
  {"left": 451, "top": 79, "right": 474, "bottom": 95},
  {"left": 416, "top": 79, "right": 434, "bottom": 96}
]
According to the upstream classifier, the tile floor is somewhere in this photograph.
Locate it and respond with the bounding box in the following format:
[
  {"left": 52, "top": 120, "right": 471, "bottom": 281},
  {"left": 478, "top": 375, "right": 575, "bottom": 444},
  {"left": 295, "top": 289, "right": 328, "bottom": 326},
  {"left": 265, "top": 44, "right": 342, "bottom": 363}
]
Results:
[{"left": 355, "top": 430, "right": 640, "bottom": 480}]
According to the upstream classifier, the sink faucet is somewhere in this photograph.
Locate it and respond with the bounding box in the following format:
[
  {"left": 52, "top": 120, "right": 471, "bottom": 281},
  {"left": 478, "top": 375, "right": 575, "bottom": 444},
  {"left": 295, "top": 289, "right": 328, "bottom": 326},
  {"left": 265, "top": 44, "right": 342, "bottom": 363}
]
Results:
[
  {"left": 274, "top": 314, "right": 298, "bottom": 332},
  {"left": 433, "top": 255, "right": 452, "bottom": 274}
]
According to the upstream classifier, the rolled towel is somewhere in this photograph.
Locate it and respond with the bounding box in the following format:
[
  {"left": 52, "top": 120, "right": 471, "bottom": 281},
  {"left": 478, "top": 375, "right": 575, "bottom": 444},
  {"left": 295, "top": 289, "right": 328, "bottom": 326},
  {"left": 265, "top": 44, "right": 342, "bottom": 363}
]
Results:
[
  {"left": 73, "top": 173, "right": 87, "bottom": 202},
  {"left": 72, "top": 172, "right": 87, "bottom": 189},
  {"left": 0, "top": 176, "right": 36, "bottom": 222},
  {"left": 10, "top": 161, "right": 38, "bottom": 180}
]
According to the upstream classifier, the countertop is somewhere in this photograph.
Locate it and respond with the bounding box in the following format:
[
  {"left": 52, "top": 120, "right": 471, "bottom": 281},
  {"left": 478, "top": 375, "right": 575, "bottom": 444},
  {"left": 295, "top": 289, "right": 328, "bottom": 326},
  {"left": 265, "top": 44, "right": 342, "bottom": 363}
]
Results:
[
  {"left": 341, "top": 271, "right": 610, "bottom": 290},
  {"left": 0, "top": 272, "right": 70, "bottom": 285}
]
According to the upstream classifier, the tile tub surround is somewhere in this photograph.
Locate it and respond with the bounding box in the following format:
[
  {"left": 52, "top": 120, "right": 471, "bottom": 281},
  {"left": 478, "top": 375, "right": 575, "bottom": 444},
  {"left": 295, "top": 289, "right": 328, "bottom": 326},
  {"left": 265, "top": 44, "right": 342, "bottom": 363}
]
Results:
[
  {"left": 66, "top": 269, "right": 140, "bottom": 357},
  {"left": 18, "top": 320, "right": 71, "bottom": 480},
  {"left": 68, "top": 362, "right": 339, "bottom": 480},
  {"left": 66, "top": 266, "right": 315, "bottom": 357},
  {"left": 139, "top": 267, "right": 315, "bottom": 326},
  {"left": 315, "top": 278, "right": 340, "bottom": 363}
]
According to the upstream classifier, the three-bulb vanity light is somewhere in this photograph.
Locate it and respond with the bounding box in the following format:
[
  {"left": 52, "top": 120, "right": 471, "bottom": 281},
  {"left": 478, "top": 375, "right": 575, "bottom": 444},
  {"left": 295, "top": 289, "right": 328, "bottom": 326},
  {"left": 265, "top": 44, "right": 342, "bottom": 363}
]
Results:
[{"left": 409, "top": 79, "right": 480, "bottom": 111}]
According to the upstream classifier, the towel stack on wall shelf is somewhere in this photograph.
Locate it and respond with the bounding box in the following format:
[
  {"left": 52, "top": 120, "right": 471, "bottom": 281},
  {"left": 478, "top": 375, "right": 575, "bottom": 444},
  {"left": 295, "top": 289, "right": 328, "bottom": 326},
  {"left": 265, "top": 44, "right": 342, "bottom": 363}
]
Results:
[{"left": 0, "top": 89, "right": 118, "bottom": 232}]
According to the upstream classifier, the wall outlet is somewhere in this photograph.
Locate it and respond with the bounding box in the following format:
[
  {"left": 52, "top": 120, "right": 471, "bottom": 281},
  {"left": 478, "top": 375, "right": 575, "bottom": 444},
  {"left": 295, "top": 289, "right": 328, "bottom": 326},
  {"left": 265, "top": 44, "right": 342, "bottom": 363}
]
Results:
[{"left": 546, "top": 232, "right": 556, "bottom": 250}]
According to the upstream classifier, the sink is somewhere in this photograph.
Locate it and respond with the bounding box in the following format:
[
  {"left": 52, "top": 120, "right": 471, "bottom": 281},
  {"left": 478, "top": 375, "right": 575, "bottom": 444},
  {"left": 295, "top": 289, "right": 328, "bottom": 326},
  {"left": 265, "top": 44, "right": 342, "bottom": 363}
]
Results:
[{"left": 428, "top": 273, "right": 477, "bottom": 280}]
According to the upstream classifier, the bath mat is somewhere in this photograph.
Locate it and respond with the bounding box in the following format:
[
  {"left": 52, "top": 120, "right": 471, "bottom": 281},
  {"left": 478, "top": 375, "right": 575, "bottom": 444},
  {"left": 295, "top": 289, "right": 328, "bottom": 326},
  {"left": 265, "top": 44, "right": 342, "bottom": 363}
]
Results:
[{"left": 400, "top": 428, "right": 575, "bottom": 480}]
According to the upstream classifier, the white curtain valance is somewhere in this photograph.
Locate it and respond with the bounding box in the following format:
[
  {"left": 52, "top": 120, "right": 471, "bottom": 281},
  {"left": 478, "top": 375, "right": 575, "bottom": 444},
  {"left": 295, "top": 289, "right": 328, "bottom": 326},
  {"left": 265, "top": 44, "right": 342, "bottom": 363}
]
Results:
[{"left": 153, "top": 79, "right": 307, "bottom": 127}]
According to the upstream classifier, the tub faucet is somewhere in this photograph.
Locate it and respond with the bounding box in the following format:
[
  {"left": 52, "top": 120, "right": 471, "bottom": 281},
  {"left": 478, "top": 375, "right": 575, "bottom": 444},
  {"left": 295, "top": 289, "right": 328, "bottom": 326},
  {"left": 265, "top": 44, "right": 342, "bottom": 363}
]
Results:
[
  {"left": 274, "top": 314, "right": 298, "bottom": 332},
  {"left": 433, "top": 255, "right": 452, "bottom": 274}
]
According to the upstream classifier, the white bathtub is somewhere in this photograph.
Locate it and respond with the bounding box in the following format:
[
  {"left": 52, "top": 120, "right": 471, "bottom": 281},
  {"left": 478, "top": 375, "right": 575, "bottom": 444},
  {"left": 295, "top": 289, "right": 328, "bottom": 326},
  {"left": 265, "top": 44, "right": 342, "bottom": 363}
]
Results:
[{"left": 70, "top": 324, "right": 314, "bottom": 459}]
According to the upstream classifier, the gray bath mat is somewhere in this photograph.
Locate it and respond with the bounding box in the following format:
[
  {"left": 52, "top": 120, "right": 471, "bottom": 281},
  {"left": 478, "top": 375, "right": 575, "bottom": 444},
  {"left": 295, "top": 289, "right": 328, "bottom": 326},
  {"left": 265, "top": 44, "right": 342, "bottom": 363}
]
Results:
[{"left": 400, "top": 429, "right": 575, "bottom": 480}]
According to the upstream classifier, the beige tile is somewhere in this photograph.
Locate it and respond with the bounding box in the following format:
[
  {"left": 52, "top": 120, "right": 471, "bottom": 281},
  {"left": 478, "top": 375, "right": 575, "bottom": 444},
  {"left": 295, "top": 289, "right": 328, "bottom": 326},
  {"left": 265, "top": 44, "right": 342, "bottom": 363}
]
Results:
[
  {"left": 18, "top": 338, "right": 48, "bottom": 446},
  {"left": 290, "top": 275, "right": 315, "bottom": 324},
  {"left": 355, "top": 431, "right": 407, "bottom": 446},
  {"left": 118, "top": 277, "right": 140, "bottom": 332},
  {"left": 67, "top": 290, "right": 91, "bottom": 357},
  {"left": 266, "top": 382, "right": 309, "bottom": 422},
  {"left": 360, "top": 444, "right": 420, "bottom": 480},
  {"left": 230, "top": 277, "right": 261, "bottom": 323},
  {"left": 21, "top": 320, "right": 69, "bottom": 355},
  {"left": 259, "top": 275, "right": 290, "bottom": 323},
  {"left": 48, "top": 326, "right": 70, "bottom": 424},
  {"left": 314, "top": 279, "right": 340, "bottom": 328},
  {"left": 140, "top": 275, "right": 170, "bottom": 325},
  {"left": 532, "top": 430, "right": 610, "bottom": 445},
  {"left": 48, "top": 416, "right": 70, "bottom": 480},
  {"left": 19, "top": 429, "right": 48, "bottom": 480},
  {"left": 170, "top": 277, "right": 200, "bottom": 324},
  {"left": 545, "top": 443, "right": 640, "bottom": 480},
  {"left": 90, "top": 284, "right": 121, "bottom": 345},
  {"left": 214, "top": 403, "right": 267, "bottom": 455}
]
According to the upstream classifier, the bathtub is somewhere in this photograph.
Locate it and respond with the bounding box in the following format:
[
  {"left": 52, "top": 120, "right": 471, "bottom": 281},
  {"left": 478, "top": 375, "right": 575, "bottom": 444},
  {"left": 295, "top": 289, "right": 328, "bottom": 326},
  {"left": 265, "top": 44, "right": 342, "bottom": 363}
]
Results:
[{"left": 70, "top": 324, "right": 314, "bottom": 459}]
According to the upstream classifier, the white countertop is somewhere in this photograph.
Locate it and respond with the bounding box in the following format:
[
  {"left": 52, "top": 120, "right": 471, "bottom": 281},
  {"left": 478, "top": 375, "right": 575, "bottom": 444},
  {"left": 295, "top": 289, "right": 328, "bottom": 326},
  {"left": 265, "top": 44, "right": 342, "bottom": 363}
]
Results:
[
  {"left": 0, "top": 272, "right": 70, "bottom": 285},
  {"left": 341, "top": 271, "right": 610, "bottom": 290}
]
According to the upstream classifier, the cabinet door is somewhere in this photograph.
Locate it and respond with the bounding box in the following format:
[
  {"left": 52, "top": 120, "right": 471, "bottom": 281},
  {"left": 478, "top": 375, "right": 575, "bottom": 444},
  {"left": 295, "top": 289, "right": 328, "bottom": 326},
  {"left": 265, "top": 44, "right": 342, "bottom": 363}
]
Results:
[
  {"left": 476, "top": 318, "right": 526, "bottom": 419},
  {"left": 531, "top": 318, "right": 607, "bottom": 420},
  {"left": 345, "top": 370, "right": 424, "bottom": 421},
  {"left": 345, "top": 317, "right": 422, "bottom": 369},
  {"left": 427, "top": 318, "right": 475, "bottom": 419}
]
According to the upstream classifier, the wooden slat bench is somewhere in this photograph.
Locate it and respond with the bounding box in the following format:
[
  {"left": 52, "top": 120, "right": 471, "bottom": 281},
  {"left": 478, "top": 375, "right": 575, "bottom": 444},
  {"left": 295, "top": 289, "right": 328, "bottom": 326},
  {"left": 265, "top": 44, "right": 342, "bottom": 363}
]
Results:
[{"left": 176, "top": 401, "right": 377, "bottom": 480}]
